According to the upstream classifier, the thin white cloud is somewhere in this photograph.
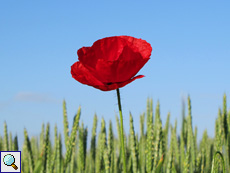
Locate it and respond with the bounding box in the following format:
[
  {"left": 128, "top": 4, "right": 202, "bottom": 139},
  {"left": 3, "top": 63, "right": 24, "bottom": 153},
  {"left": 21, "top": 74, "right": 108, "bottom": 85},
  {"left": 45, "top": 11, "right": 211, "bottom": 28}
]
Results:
[
  {"left": 0, "top": 101, "right": 11, "bottom": 110},
  {"left": 14, "top": 92, "right": 61, "bottom": 103}
]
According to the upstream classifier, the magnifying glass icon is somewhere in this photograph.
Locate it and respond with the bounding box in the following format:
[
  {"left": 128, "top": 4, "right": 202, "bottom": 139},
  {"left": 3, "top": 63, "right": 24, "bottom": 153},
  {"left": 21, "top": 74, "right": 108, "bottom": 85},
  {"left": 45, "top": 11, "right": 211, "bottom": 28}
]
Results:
[{"left": 3, "top": 154, "right": 18, "bottom": 170}]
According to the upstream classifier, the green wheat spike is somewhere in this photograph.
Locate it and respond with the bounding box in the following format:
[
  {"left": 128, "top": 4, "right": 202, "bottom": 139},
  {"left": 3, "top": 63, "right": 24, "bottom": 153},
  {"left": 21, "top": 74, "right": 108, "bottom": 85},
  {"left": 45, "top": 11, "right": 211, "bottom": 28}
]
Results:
[
  {"left": 63, "top": 100, "right": 69, "bottom": 149},
  {"left": 194, "top": 126, "right": 198, "bottom": 155},
  {"left": 228, "top": 109, "right": 230, "bottom": 134},
  {"left": 96, "top": 118, "right": 107, "bottom": 173},
  {"left": 117, "top": 138, "right": 122, "bottom": 173},
  {"left": 216, "top": 108, "right": 224, "bottom": 155},
  {"left": 146, "top": 98, "right": 154, "bottom": 173},
  {"left": 104, "top": 148, "right": 110, "bottom": 173},
  {"left": 139, "top": 113, "right": 146, "bottom": 173},
  {"left": 115, "top": 114, "right": 122, "bottom": 161},
  {"left": 146, "top": 122, "right": 153, "bottom": 173},
  {"left": 35, "top": 137, "right": 39, "bottom": 160},
  {"left": 101, "top": 118, "right": 107, "bottom": 170},
  {"left": 211, "top": 151, "right": 226, "bottom": 173},
  {"left": 50, "top": 124, "right": 58, "bottom": 173},
  {"left": 90, "top": 114, "right": 98, "bottom": 172},
  {"left": 24, "top": 128, "right": 34, "bottom": 172},
  {"left": 70, "top": 146, "right": 76, "bottom": 173},
  {"left": 183, "top": 146, "right": 190, "bottom": 173},
  {"left": 110, "top": 144, "right": 115, "bottom": 173},
  {"left": 172, "top": 120, "right": 179, "bottom": 171},
  {"left": 108, "top": 120, "right": 114, "bottom": 172},
  {"left": 181, "top": 98, "right": 187, "bottom": 146},
  {"left": 219, "top": 107, "right": 224, "bottom": 144},
  {"left": 210, "top": 143, "right": 215, "bottom": 172},
  {"left": 153, "top": 116, "right": 163, "bottom": 172},
  {"left": 4, "top": 121, "right": 9, "bottom": 151},
  {"left": 33, "top": 158, "right": 42, "bottom": 173},
  {"left": 32, "top": 138, "right": 42, "bottom": 172},
  {"left": 9, "top": 132, "right": 12, "bottom": 151},
  {"left": 155, "top": 154, "right": 164, "bottom": 173},
  {"left": 187, "top": 95, "right": 196, "bottom": 172},
  {"left": 77, "top": 122, "right": 84, "bottom": 172},
  {"left": 113, "top": 138, "right": 118, "bottom": 173},
  {"left": 225, "top": 135, "right": 230, "bottom": 171},
  {"left": 199, "top": 150, "right": 204, "bottom": 173},
  {"left": 84, "top": 127, "right": 88, "bottom": 170},
  {"left": 221, "top": 94, "right": 228, "bottom": 172},
  {"left": 202, "top": 148, "right": 207, "bottom": 173},
  {"left": 30, "top": 137, "right": 39, "bottom": 163},
  {"left": 127, "top": 151, "right": 132, "bottom": 173},
  {"left": 146, "top": 97, "right": 150, "bottom": 119},
  {"left": 115, "top": 139, "right": 121, "bottom": 172},
  {"left": 135, "top": 134, "right": 139, "bottom": 168},
  {"left": 140, "top": 113, "right": 145, "bottom": 138},
  {"left": 166, "top": 127, "right": 173, "bottom": 173},
  {"left": 22, "top": 142, "right": 29, "bottom": 172},
  {"left": 65, "top": 164, "right": 70, "bottom": 173},
  {"left": 152, "top": 101, "right": 162, "bottom": 172},
  {"left": 60, "top": 161, "right": 64, "bottom": 173},
  {"left": 129, "top": 113, "right": 138, "bottom": 173},
  {"left": 46, "top": 140, "right": 51, "bottom": 173},
  {"left": 215, "top": 109, "right": 221, "bottom": 151},
  {"left": 127, "top": 127, "right": 131, "bottom": 172},
  {"left": 180, "top": 130, "right": 185, "bottom": 172},
  {"left": 64, "top": 106, "right": 81, "bottom": 172},
  {"left": 154, "top": 101, "right": 160, "bottom": 133},
  {"left": 223, "top": 93, "right": 228, "bottom": 140},
  {"left": 127, "top": 134, "right": 133, "bottom": 172},
  {"left": 187, "top": 117, "right": 194, "bottom": 173},
  {"left": 163, "top": 112, "right": 170, "bottom": 153},
  {"left": 40, "top": 123, "right": 45, "bottom": 154},
  {"left": 56, "top": 133, "right": 62, "bottom": 173},
  {"left": 194, "top": 126, "right": 200, "bottom": 172},
  {"left": 41, "top": 123, "right": 50, "bottom": 173},
  {"left": 153, "top": 102, "right": 160, "bottom": 151},
  {"left": 195, "top": 151, "right": 203, "bottom": 172},
  {"left": 158, "top": 133, "right": 164, "bottom": 172},
  {"left": 223, "top": 143, "right": 229, "bottom": 173},
  {"left": 150, "top": 98, "right": 154, "bottom": 124},
  {"left": 202, "top": 130, "right": 212, "bottom": 173},
  {"left": 200, "top": 130, "right": 206, "bottom": 171},
  {"left": 14, "top": 135, "right": 19, "bottom": 151},
  {"left": 227, "top": 110, "right": 230, "bottom": 168},
  {"left": 43, "top": 124, "right": 50, "bottom": 172},
  {"left": 85, "top": 152, "right": 91, "bottom": 173},
  {"left": 77, "top": 122, "right": 85, "bottom": 172}
]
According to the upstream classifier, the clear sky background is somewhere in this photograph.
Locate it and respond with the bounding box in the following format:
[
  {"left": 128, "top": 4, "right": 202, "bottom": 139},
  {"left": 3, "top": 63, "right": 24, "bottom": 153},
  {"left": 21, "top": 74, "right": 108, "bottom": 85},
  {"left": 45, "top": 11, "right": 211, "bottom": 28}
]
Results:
[{"left": 1, "top": 1, "right": 230, "bottom": 150}]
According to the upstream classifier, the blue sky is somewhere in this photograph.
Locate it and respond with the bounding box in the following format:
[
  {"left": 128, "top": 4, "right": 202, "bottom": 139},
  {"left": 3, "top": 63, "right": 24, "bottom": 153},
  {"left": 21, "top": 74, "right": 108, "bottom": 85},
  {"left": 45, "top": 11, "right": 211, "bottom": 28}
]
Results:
[{"left": 1, "top": 1, "right": 230, "bottom": 149}]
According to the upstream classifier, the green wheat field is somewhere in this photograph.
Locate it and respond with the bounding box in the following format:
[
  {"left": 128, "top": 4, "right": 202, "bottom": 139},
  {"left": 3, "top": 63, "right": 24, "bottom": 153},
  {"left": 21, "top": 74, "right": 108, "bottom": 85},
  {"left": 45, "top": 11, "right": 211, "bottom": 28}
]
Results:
[{"left": 1, "top": 94, "right": 229, "bottom": 173}]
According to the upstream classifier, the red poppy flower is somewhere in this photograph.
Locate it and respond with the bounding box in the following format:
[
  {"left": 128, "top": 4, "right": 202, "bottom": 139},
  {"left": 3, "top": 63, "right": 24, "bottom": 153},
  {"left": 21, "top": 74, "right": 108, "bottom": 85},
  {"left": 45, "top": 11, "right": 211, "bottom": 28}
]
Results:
[{"left": 71, "top": 36, "right": 152, "bottom": 91}]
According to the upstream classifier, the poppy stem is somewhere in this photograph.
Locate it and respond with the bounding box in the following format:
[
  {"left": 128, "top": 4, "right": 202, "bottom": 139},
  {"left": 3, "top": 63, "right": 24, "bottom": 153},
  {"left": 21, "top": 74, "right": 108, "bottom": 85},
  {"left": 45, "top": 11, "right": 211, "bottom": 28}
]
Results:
[{"left": 116, "top": 88, "right": 127, "bottom": 173}]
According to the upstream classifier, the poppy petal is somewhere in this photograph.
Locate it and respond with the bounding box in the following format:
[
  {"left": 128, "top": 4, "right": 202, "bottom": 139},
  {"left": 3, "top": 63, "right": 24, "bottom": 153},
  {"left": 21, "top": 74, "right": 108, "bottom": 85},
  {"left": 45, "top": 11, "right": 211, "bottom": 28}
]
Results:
[
  {"left": 71, "top": 62, "right": 104, "bottom": 86},
  {"left": 80, "top": 44, "right": 150, "bottom": 83},
  {"left": 119, "top": 36, "right": 152, "bottom": 59},
  {"left": 94, "top": 75, "right": 145, "bottom": 91}
]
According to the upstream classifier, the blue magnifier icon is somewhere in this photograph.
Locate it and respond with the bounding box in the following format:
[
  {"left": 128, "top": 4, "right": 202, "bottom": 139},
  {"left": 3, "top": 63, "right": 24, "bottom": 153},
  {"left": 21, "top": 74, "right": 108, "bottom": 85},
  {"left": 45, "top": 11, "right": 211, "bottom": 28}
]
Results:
[{"left": 3, "top": 154, "right": 18, "bottom": 170}]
